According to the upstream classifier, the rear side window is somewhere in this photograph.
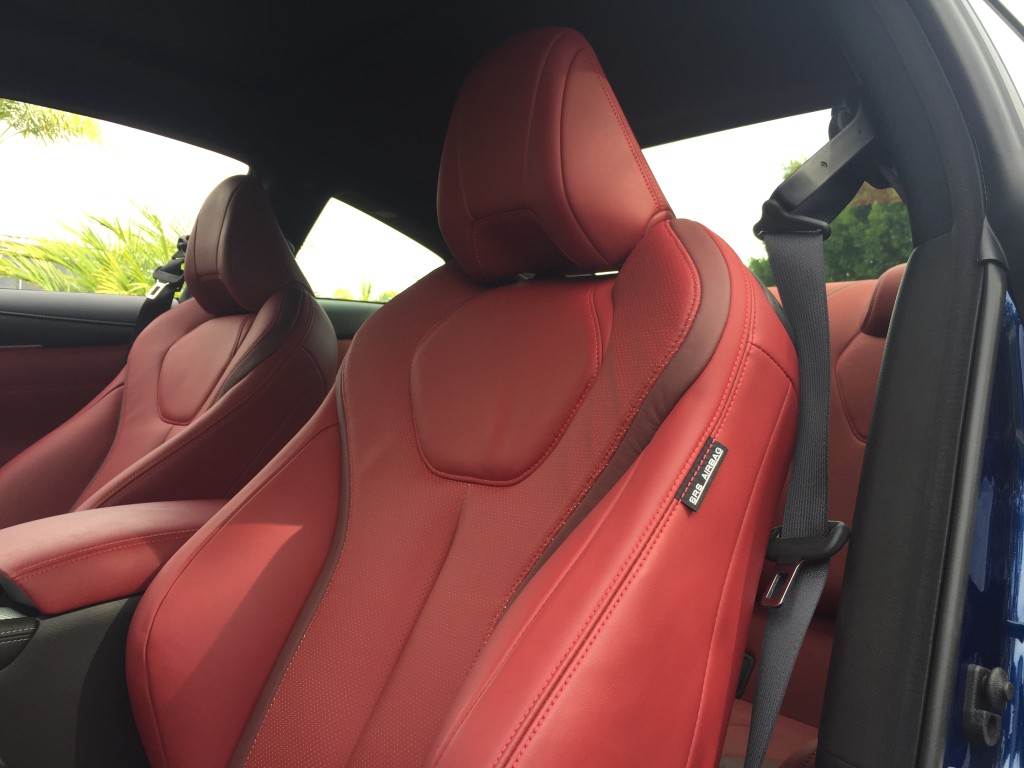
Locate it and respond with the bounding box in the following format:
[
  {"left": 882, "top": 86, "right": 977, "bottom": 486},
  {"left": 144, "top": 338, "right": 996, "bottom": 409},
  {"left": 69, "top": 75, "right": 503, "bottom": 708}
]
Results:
[
  {"left": 0, "top": 98, "right": 246, "bottom": 295},
  {"left": 643, "top": 110, "right": 912, "bottom": 285},
  {"left": 296, "top": 198, "right": 444, "bottom": 302}
]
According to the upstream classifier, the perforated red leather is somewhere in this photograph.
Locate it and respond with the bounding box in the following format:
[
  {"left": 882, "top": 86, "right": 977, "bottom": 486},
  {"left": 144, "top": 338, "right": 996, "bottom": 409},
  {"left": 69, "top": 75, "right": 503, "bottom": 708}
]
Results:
[
  {"left": 126, "top": 29, "right": 797, "bottom": 768},
  {"left": 129, "top": 225, "right": 796, "bottom": 768}
]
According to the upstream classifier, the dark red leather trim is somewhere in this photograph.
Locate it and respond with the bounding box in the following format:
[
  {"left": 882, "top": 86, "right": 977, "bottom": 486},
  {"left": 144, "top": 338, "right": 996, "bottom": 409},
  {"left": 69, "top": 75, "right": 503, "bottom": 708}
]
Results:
[
  {"left": 509, "top": 219, "right": 731, "bottom": 596},
  {"left": 0, "top": 500, "right": 222, "bottom": 614},
  {"left": 217, "top": 283, "right": 305, "bottom": 399}
]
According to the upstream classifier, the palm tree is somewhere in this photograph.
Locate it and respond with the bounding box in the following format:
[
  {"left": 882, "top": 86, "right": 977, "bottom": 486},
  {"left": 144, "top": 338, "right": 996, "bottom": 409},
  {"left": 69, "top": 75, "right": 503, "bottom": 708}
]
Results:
[{"left": 0, "top": 208, "right": 182, "bottom": 295}]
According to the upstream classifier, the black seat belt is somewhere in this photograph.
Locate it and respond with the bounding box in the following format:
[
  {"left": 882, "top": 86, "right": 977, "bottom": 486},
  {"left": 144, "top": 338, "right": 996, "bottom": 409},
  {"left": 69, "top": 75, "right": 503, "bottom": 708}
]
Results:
[
  {"left": 743, "top": 104, "right": 883, "bottom": 768},
  {"left": 128, "top": 235, "right": 188, "bottom": 349}
]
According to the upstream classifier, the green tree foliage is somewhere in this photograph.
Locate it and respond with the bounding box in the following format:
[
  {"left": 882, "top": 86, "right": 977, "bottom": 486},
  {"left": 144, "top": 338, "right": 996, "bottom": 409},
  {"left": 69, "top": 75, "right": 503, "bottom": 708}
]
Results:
[
  {"left": 748, "top": 161, "right": 912, "bottom": 286},
  {"left": 0, "top": 209, "right": 180, "bottom": 295},
  {"left": 333, "top": 283, "right": 398, "bottom": 303},
  {"left": 0, "top": 99, "right": 101, "bottom": 144}
]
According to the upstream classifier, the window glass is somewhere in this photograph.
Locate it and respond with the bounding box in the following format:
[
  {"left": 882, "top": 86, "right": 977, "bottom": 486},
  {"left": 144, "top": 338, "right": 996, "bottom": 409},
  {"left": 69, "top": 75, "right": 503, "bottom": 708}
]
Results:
[
  {"left": 967, "top": 0, "right": 1024, "bottom": 97},
  {"left": 0, "top": 98, "right": 246, "bottom": 294},
  {"left": 296, "top": 198, "right": 444, "bottom": 302},
  {"left": 643, "top": 109, "right": 912, "bottom": 285}
]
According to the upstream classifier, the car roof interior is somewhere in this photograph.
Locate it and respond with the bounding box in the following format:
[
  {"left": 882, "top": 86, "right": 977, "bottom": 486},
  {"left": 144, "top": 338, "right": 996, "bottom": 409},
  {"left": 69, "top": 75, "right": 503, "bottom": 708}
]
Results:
[{"left": 0, "top": 0, "right": 856, "bottom": 253}]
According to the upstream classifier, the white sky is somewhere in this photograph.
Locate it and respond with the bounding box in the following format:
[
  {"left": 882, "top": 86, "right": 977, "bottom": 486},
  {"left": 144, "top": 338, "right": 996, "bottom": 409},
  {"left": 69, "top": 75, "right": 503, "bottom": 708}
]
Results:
[
  {"left": 0, "top": 111, "right": 829, "bottom": 298},
  {"left": 0, "top": 0, "right": 1020, "bottom": 299}
]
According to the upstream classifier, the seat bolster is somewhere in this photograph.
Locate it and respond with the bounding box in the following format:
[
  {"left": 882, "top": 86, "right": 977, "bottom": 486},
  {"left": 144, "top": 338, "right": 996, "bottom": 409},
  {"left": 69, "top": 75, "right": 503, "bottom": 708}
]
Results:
[
  {"left": 428, "top": 265, "right": 798, "bottom": 768},
  {"left": 74, "top": 289, "right": 336, "bottom": 511},
  {"left": 0, "top": 499, "right": 222, "bottom": 615},
  {"left": 0, "top": 371, "right": 124, "bottom": 528},
  {"left": 126, "top": 393, "right": 344, "bottom": 768}
]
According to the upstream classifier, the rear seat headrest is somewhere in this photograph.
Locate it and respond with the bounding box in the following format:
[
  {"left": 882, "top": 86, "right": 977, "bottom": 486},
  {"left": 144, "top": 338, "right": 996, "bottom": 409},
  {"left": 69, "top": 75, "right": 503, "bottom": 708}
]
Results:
[
  {"left": 861, "top": 263, "right": 906, "bottom": 337},
  {"left": 185, "top": 176, "right": 309, "bottom": 316},
  {"left": 437, "top": 28, "right": 673, "bottom": 283}
]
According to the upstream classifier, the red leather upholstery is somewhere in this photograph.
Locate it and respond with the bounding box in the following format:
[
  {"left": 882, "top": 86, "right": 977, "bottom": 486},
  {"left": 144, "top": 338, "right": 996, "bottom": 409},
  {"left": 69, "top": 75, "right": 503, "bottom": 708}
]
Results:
[
  {"left": 127, "top": 29, "right": 797, "bottom": 768},
  {"left": 722, "top": 263, "right": 905, "bottom": 763},
  {"left": 437, "top": 28, "right": 672, "bottom": 282},
  {"left": 0, "top": 176, "right": 337, "bottom": 527},
  {"left": 0, "top": 500, "right": 223, "bottom": 615}
]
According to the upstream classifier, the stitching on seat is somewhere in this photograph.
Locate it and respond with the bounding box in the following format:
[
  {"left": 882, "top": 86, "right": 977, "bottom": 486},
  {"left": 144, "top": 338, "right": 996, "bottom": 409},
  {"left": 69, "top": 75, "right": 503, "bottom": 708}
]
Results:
[
  {"left": 751, "top": 343, "right": 797, "bottom": 389},
  {"left": 0, "top": 627, "right": 34, "bottom": 638},
  {"left": 481, "top": 255, "right": 751, "bottom": 767},
  {"left": 584, "top": 44, "right": 663, "bottom": 211},
  {"left": 508, "top": 502, "right": 682, "bottom": 767},
  {"left": 156, "top": 316, "right": 248, "bottom": 426},
  {"left": 85, "top": 309, "right": 322, "bottom": 509},
  {"left": 514, "top": 277, "right": 767, "bottom": 768},
  {"left": 492, "top": 221, "right": 703, "bottom": 614},
  {"left": 12, "top": 529, "right": 198, "bottom": 581},
  {"left": 239, "top": 385, "right": 364, "bottom": 765},
  {"left": 135, "top": 421, "right": 339, "bottom": 768},
  {"left": 410, "top": 282, "right": 602, "bottom": 487}
]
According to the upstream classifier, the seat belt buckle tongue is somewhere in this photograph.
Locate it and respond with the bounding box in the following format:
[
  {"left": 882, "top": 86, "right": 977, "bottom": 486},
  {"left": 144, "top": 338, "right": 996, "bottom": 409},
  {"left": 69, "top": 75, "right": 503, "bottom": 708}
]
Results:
[
  {"left": 145, "top": 279, "right": 170, "bottom": 300},
  {"left": 761, "top": 520, "right": 850, "bottom": 608},
  {"left": 144, "top": 246, "right": 187, "bottom": 302}
]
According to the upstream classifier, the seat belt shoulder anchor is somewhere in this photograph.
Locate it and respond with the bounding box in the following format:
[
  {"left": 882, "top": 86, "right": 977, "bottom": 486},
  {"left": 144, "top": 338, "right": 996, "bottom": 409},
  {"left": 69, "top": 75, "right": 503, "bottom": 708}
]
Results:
[{"left": 761, "top": 520, "right": 850, "bottom": 608}]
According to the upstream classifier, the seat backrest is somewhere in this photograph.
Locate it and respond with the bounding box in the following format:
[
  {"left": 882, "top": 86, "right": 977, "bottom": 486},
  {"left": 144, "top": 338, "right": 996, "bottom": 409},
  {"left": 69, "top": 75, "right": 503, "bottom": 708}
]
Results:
[
  {"left": 741, "top": 262, "right": 906, "bottom": 727},
  {"left": 0, "top": 176, "right": 337, "bottom": 527},
  {"left": 126, "top": 29, "right": 798, "bottom": 768}
]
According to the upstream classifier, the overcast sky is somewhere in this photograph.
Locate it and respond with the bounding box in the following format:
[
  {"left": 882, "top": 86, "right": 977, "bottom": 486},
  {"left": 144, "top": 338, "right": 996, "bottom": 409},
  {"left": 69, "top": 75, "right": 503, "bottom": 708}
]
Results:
[
  {"left": 0, "top": 108, "right": 829, "bottom": 298},
  {"left": 0, "top": 0, "right": 1019, "bottom": 298}
]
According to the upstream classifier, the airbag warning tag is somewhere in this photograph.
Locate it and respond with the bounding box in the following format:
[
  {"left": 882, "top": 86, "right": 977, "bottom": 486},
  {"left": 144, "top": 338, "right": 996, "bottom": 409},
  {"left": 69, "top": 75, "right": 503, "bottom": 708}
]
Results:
[{"left": 676, "top": 438, "right": 727, "bottom": 511}]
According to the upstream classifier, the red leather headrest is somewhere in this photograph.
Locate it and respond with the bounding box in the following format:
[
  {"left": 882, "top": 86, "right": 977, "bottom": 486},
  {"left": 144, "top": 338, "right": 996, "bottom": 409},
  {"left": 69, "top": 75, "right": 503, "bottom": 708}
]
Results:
[
  {"left": 437, "top": 28, "right": 673, "bottom": 283},
  {"left": 861, "top": 263, "right": 906, "bottom": 337},
  {"left": 185, "top": 176, "right": 309, "bottom": 315}
]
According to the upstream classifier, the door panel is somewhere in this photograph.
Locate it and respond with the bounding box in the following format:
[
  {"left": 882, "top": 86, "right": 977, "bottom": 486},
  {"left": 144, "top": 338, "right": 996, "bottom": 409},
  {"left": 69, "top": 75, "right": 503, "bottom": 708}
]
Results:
[
  {"left": 0, "top": 291, "right": 140, "bottom": 348},
  {"left": 0, "top": 291, "right": 137, "bottom": 469}
]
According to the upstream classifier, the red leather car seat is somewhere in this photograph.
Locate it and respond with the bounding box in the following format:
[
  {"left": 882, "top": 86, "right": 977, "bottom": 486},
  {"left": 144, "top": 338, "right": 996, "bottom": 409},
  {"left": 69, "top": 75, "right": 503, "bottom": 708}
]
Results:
[
  {"left": 126, "top": 28, "right": 798, "bottom": 768},
  {"left": 0, "top": 176, "right": 337, "bottom": 527},
  {"left": 722, "top": 263, "right": 906, "bottom": 765}
]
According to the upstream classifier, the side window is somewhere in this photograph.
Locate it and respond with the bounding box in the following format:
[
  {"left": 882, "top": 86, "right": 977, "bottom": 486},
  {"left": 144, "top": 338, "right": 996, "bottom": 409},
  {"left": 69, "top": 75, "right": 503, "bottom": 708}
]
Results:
[
  {"left": 965, "top": 0, "right": 1024, "bottom": 98},
  {"left": 296, "top": 198, "right": 444, "bottom": 302},
  {"left": 643, "top": 109, "right": 912, "bottom": 285},
  {"left": 0, "top": 98, "right": 246, "bottom": 294}
]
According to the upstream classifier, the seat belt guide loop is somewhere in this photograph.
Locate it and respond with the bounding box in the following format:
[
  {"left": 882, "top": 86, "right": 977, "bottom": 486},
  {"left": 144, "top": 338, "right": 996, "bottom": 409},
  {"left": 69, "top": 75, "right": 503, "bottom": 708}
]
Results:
[{"left": 760, "top": 520, "right": 850, "bottom": 607}]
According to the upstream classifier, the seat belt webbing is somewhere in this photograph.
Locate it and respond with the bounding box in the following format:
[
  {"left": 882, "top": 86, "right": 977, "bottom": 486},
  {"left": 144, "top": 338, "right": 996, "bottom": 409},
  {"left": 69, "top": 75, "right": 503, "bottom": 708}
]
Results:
[
  {"left": 128, "top": 235, "right": 188, "bottom": 350},
  {"left": 743, "top": 230, "right": 833, "bottom": 768},
  {"left": 741, "top": 102, "right": 883, "bottom": 766}
]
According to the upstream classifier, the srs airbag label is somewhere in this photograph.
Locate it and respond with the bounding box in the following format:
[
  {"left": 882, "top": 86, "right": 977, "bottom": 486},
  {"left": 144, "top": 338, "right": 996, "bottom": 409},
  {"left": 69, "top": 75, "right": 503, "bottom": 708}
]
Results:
[{"left": 676, "top": 439, "right": 728, "bottom": 511}]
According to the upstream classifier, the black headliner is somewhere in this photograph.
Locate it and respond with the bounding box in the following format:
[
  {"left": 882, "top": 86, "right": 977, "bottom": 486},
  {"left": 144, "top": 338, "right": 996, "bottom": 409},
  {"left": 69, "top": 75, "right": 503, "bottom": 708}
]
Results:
[{"left": 0, "top": 0, "right": 855, "bottom": 252}]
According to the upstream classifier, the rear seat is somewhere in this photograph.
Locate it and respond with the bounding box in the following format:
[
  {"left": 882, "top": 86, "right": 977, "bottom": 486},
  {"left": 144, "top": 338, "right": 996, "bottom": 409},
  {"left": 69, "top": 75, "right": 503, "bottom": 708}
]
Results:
[{"left": 720, "top": 263, "right": 906, "bottom": 767}]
